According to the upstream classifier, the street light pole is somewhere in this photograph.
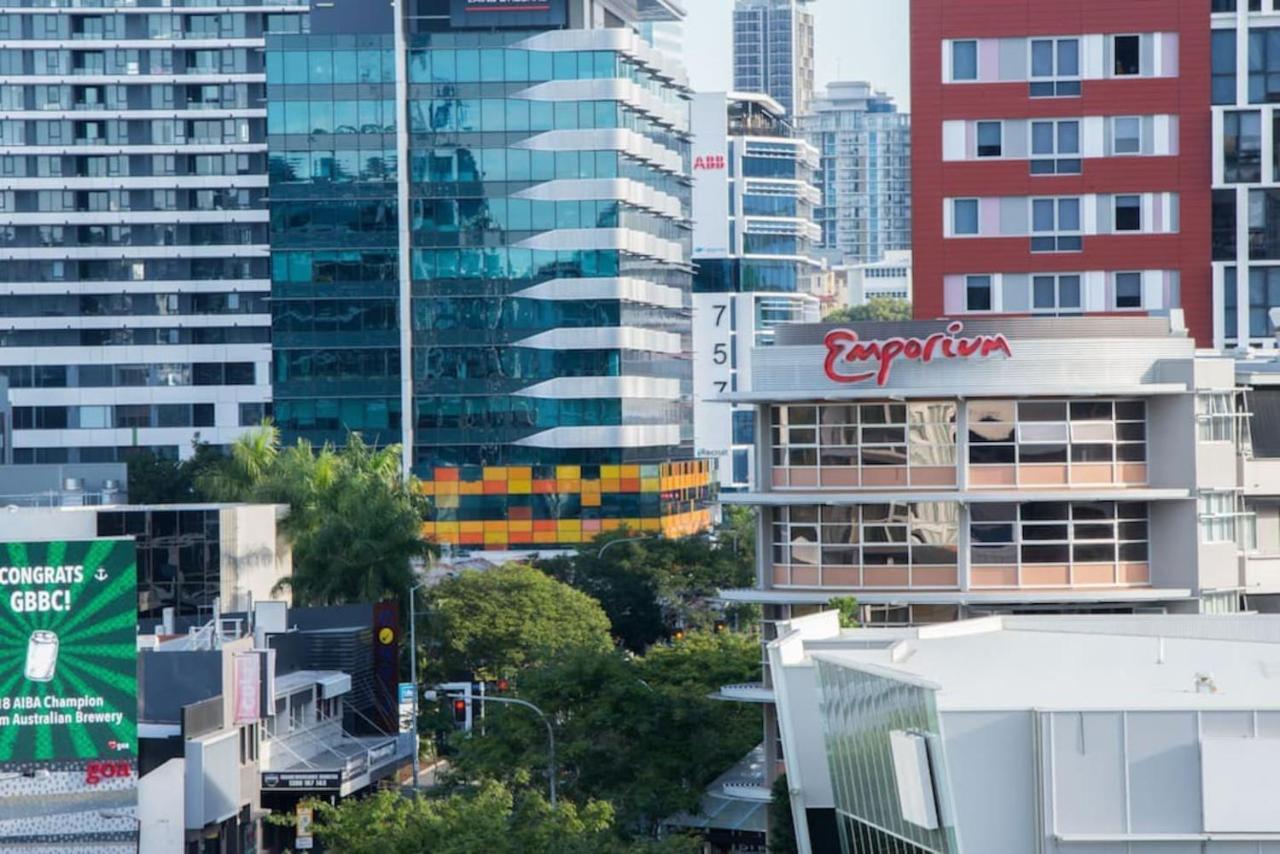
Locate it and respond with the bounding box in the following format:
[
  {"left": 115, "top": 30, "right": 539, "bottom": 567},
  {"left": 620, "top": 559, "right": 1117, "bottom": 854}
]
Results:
[
  {"left": 408, "top": 580, "right": 426, "bottom": 787},
  {"left": 596, "top": 535, "right": 650, "bottom": 559},
  {"left": 458, "top": 694, "right": 557, "bottom": 808}
]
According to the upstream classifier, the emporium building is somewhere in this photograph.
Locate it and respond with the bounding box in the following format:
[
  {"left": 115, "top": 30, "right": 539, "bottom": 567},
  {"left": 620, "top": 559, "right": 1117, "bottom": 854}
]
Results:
[
  {"left": 266, "top": 0, "right": 711, "bottom": 550},
  {"left": 715, "top": 315, "right": 1269, "bottom": 788}
]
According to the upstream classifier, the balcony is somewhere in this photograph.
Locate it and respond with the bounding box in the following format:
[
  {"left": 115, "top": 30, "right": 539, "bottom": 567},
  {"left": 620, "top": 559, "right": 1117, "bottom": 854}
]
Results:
[{"left": 713, "top": 682, "right": 775, "bottom": 703}]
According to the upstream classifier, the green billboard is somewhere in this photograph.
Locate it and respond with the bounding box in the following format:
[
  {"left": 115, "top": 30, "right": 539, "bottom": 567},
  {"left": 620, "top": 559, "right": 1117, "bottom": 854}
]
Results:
[{"left": 0, "top": 539, "right": 136, "bottom": 766}]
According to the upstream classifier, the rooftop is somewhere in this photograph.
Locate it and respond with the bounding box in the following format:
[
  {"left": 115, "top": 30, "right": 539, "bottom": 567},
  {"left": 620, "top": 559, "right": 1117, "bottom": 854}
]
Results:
[{"left": 807, "top": 615, "right": 1280, "bottom": 712}]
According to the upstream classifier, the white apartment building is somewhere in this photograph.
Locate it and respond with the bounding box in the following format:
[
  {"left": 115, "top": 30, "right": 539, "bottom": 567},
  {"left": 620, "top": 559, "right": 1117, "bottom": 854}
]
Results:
[{"left": 0, "top": 2, "right": 304, "bottom": 463}]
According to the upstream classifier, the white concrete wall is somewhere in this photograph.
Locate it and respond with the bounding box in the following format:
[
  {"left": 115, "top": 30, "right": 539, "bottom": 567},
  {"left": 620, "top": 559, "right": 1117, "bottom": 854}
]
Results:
[{"left": 139, "top": 758, "right": 185, "bottom": 854}]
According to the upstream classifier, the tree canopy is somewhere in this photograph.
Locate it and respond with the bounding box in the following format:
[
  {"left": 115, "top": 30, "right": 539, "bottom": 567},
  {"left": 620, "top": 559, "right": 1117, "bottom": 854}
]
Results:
[
  {"left": 824, "top": 297, "right": 913, "bottom": 323},
  {"left": 535, "top": 523, "right": 755, "bottom": 653},
  {"left": 195, "top": 424, "right": 433, "bottom": 605},
  {"left": 423, "top": 563, "right": 613, "bottom": 681},
  {"left": 300, "top": 780, "right": 695, "bottom": 854},
  {"left": 443, "top": 631, "right": 761, "bottom": 837},
  {"left": 124, "top": 442, "right": 224, "bottom": 504}
]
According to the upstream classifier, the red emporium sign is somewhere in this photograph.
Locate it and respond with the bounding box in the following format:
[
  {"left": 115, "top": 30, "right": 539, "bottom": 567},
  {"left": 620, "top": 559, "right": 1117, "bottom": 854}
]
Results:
[{"left": 823, "top": 322, "right": 1013, "bottom": 386}]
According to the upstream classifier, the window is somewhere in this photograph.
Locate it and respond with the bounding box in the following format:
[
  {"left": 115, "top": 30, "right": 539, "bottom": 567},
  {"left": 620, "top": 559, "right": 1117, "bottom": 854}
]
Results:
[
  {"left": 952, "top": 40, "right": 978, "bottom": 81},
  {"left": 1029, "top": 38, "right": 1081, "bottom": 97},
  {"left": 1224, "top": 111, "right": 1262, "bottom": 183},
  {"left": 1031, "top": 119, "right": 1081, "bottom": 174},
  {"left": 1114, "top": 195, "right": 1142, "bottom": 232},
  {"left": 1113, "top": 35, "right": 1141, "bottom": 76},
  {"left": 968, "top": 398, "right": 1146, "bottom": 468},
  {"left": 1224, "top": 266, "right": 1280, "bottom": 339},
  {"left": 966, "top": 275, "right": 993, "bottom": 311},
  {"left": 1199, "top": 490, "right": 1254, "bottom": 549},
  {"left": 1213, "top": 30, "right": 1237, "bottom": 106},
  {"left": 1197, "top": 392, "right": 1237, "bottom": 442},
  {"left": 1214, "top": 189, "right": 1237, "bottom": 262},
  {"left": 1032, "top": 274, "right": 1082, "bottom": 313},
  {"left": 1112, "top": 116, "right": 1141, "bottom": 155},
  {"left": 976, "top": 122, "right": 1002, "bottom": 157},
  {"left": 1031, "top": 197, "right": 1082, "bottom": 252},
  {"left": 1115, "top": 272, "right": 1143, "bottom": 308},
  {"left": 1248, "top": 188, "right": 1280, "bottom": 259},
  {"left": 953, "top": 198, "right": 979, "bottom": 235},
  {"left": 1249, "top": 28, "right": 1280, "bottom": 103},
  {"left": 970, "top": 501, "right": 1149, "bottom": 569}
]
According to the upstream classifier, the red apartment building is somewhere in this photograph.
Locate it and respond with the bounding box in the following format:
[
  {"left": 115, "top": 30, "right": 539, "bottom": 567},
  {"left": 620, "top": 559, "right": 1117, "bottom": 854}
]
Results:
[{"left": 911, "top": 0, "right": 1212, "bottom": 345}]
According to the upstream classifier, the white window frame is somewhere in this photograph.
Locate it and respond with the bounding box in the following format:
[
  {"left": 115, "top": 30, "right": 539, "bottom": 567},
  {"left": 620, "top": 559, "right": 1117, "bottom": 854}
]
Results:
[
  {"left": 1111, "top": 33, "right": 1143, "bottom": 78},
  {"left": 1112, "top": 115, "right": 1142, "bottom": 155},
  {"left": 976, "top": 120, "right": 1003, "bottom": 158},
  {"left": 1113, "top": 194, "right": 1143, "bottom": 233},
  {"left": 952, "top": 198, "right": 980, "bottom": 236},
  {"left": 1030, "top": 196, "right": 1083, "bottom": 252},
  {"left": 1114, "top": 271, "right": 1144, "bottom": 309},
  {"left": 1031, "top": 273, "right": 1083, "bottom": 313},
  {"left": 1028, "top": 37, "right": 1081, "bottom": 97},
  {"left": 965, "top": 274, "right": 994, "bottom": 312},
  {"left": 951, "top": 39, "right": 979, "bottom": 82},
  {"left": 1030, "top": 119, "right": 1082, "bottom": 175}
]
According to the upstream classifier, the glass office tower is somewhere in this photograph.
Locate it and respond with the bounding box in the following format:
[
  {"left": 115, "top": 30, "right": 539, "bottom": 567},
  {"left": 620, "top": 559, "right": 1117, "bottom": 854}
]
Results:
[
  {"left": 0, "top": 2, "right": 306, "bottom": 463},
  {"left": 268, "top": 0, "right": 712, "bottom": 550}
]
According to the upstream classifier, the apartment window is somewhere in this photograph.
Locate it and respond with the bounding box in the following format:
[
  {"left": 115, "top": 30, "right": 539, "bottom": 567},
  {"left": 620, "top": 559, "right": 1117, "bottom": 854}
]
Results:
[
  {"left": 968, "top": 399, "right": 1146, "bottom": 467},
  {"left": 976, "top": 122, "right": 1002, "bottom": 157},
  {"left": 1224, "top": 266, "right": 1280, "bottom": 339},
  {"left": 1115, "top": 272, "right": 1143, "bottom": 308},
  {"left": 970, "top": 501, "right": 1149, "bottom": 568},
  {"left": 1032, "top": 274, "right": 1082, "bottom": 313},
  {"left": 1199, "top": 490, "right": 1253, "bottom": 548},
  {"left": 1214, "top": 190, "right": 1237, "bottom": 262},
  {"left": 1030, "top": 119, "right": 1081, "bottom": 175},
  {"left": 953, "top": 198, "right": 979, "bottom": 235},
  {"left": 952, "top": 40, "right": 978, "bottom": 81},
  {"left": 1225, "top": 111, "right": 1262, "bottom": 183},
  {"left": 1029, "top": 38, "right": 1081, "bottom": 97},
  {"left": 1249, "top": 188, "right": 1280, "bottom": 259},
  {"left": 1114, "top": 195, "right": 1142, "bottom": 232},
  {"left": 1197, "top": 392, "right": 1237, "bottom": 442},
  {"left": 1214, "top": 0, "right": 1262, "bottom": 11},
  {"left": 966, "top": 275, "right": 993, "bottom": 311},
  {"left": 1031, "top": 197, "right": 1082, "bottom": 252},
  {"left": 1113, "top": 35, "right": 1141, "bottom": 76},
  {"left": 1112, "top": 116, "right": 1142, "bottom": 155},
  {"left": 1249, "top": 29, "right": 1280, "bottom": 103},
  {"left": 1213, "top": 30, "right": 1237, "bottom": 106}
]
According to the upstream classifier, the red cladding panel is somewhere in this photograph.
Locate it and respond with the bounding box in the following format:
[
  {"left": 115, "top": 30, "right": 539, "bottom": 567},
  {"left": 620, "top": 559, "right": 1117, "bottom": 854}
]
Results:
[{"left": 910, "top": 0, "right": 1211, "bottom": 344}]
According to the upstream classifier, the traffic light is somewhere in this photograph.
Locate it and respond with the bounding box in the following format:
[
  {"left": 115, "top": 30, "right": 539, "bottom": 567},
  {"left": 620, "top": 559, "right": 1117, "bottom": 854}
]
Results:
[
  {"left": 496, "top": 678, "right": 509, "bottom": 693},
  {"left": 436, "top": 681, "right": 472, "bottom": 732},
  {"left": 452, "top": 698, "right": 467, "bottom": 723}
]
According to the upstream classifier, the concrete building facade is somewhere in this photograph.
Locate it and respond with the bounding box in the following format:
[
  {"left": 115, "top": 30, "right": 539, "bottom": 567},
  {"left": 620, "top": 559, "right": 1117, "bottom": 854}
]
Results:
[
  {"left": 731, "top": 0, "right": 815, "bottom": 119},
  {"left": 802, "top": 81, "right": 911, "bottom": 266},
  {"left": 0, "top": 1, "right": 305, "bottom": 463},
  {"left": 692, "top": 91, "right": 822, "bottom": 491}
]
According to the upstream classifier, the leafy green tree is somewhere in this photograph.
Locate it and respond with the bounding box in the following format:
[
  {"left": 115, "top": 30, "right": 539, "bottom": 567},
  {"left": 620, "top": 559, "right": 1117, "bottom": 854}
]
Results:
[
  {"left": 125, "top": 442, "right": 224, "bottom": 504},
  {"left": 824, "top": 297, "right": 913, "bottom": 323},
  {"left": 196, "top": 424, "right": 434, "bottom": 606},
  {"left": 297, "top": 780, "right": 695, "bottom": 854},
  {"left": 828, "top": 596, "right": 861, "bottom": 628},
  {"left": 769, "top": 773, "right": 799, "bottom": 854},
  {"left": 445, "top": 632, "right": 762, "bottom": 838},
  {"left": 536, "top": 527, "right": 754, "bottom": 652},
  {"left": 423, "top": 563, "right": 613, "bottom": 681}
]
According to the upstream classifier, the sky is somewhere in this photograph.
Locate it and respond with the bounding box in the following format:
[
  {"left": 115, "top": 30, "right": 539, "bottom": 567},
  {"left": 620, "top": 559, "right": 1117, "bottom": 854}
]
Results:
[{"left": 681, "top": 0, "right": 911, "bottom": 110}]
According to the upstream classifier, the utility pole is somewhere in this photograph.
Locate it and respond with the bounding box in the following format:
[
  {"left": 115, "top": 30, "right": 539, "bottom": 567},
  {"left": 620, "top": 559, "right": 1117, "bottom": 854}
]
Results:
[
  {"left": 453, "top": 694, "right": 557, "bottom": 808},
  {"left": 408, "top": 580, "right": 425, "bottom": 787}
]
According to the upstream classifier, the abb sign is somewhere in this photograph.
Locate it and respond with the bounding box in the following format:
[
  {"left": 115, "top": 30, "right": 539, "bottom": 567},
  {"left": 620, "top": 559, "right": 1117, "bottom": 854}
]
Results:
[
  {"left": 823, "top": 322, "right": 1012, "bottom": 386},
  {"left": 694, "top": 155, "right": 726, "bottom": 171}
]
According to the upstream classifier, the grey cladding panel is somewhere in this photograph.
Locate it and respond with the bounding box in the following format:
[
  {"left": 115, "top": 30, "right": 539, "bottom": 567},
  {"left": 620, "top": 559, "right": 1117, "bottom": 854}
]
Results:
[
  {"left": 999, "top": 39, "right": 1027, "bottom": 80},
  {"left": 1000, "top": 197, "right": 1027, "bottom": 235}
]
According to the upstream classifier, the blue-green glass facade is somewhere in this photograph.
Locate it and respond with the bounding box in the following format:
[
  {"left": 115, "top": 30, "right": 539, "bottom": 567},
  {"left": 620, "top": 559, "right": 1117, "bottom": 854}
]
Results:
[
  {"left": 267, "top": 35, "right": 402, "bottom": 447},
  {"left": 267, "top": 7, "right": 711, "bottom": 546}
]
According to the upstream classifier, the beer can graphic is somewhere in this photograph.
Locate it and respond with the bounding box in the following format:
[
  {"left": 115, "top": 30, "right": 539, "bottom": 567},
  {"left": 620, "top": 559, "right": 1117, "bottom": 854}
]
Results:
[{"left": 24, "top": 630, "right": 58, "bottom": 683}]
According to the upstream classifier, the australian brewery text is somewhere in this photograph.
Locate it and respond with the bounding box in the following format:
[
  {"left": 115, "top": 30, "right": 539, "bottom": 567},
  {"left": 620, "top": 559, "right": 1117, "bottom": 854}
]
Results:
[{"left": 823, "top": 322, "right": 1013, "bottom": 386}]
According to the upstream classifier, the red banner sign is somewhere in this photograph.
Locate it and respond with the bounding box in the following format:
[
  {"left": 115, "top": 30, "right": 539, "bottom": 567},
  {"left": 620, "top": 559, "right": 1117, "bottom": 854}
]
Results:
[{"left": 823, "top": 321, "right": 1012, "bottom": 386}]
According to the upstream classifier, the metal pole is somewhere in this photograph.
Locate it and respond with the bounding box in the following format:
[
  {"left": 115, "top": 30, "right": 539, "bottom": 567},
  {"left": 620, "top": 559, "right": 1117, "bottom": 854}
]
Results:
[
  {"left": 409, "top": 581, "right": 423, "bottom": 788},
  {"left": 456, "top": 695, "right": 556, "bottom": 808},
  {"left": 596, "top": 535, "right": 650, "bottom": 559}
]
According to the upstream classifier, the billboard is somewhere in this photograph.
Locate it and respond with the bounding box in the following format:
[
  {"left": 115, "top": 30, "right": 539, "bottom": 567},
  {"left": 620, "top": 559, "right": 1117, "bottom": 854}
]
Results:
[
  {"left": 450, "top": 0, "right": 567, "bottom": 28},
  {"left": 0, "top": 539, "right": 137, "bottom": 766},
  {"left": 691, "top": 92, "right": 731, "bottom": 258}
]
